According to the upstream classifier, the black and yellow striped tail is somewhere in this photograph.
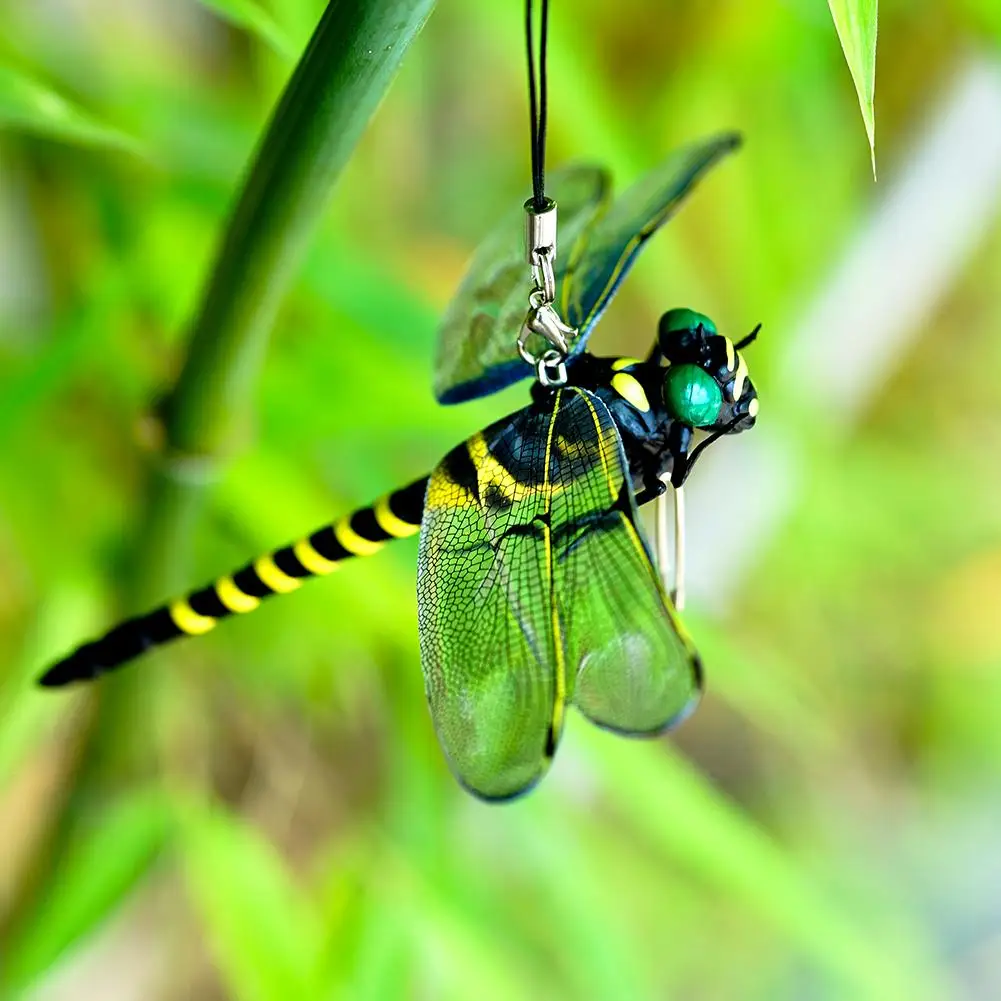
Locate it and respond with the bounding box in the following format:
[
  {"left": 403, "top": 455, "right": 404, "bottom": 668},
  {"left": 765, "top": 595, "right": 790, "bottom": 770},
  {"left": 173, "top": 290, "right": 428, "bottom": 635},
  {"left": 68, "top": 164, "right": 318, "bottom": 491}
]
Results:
[{"left": 38, "top": 476, "right": 429, "bottom": 688}]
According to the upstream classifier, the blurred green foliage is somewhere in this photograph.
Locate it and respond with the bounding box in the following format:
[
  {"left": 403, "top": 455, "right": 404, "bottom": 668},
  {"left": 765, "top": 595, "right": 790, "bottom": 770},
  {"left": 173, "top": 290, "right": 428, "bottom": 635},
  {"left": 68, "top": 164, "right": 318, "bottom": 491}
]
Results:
[{"left": 0, "top": 1, "right": 999, "bottom": 999}]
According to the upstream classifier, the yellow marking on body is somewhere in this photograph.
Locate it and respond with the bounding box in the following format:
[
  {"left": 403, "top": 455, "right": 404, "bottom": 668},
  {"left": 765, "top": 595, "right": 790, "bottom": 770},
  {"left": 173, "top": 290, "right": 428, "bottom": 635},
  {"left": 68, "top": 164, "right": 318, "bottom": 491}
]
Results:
[
  {"left": 334, "top": 517, "right": 385, "bottom": 557},
  {"left": 748, "top": 397, "right": 759, "bottom": 419},
  {"left": 170, "top": 599, "right": 216, "bottom": 635},
  {"left": 293, "top": 538, "right": 340, "bottom": 576},
  {"left": 216, "top": 576, "right": 259, "bottom": 613},
  {"left": 731, "top": 354, "right": 748, "bottom": 401},
  {"left": 723, "top": 336, "right": 735, "bottom": 372},
  {"left": 543, "top": 391, "right": 567, "bottom": 748},
  {"left": 611, "top": 356, "right": 642, "bottom": 371},
  {"left": 254, "top": 555, "right": 302, "bottom": 593},
  {"left": 374, "top": 495, "right": 420, "bottom": 538},
  {"left": 610, "top": 372, "right": 651, "bottom": 413}
]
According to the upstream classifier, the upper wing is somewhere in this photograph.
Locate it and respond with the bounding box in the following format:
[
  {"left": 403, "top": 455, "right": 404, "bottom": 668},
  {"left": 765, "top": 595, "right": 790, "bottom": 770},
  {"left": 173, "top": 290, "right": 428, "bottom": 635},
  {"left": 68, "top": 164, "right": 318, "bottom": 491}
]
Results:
[
  {"left": 433, "top": 165, "right": 610, "bottom": 405},
  {"left": 561, "top": 133, "right": 741, "bottom": 345},
  {"left": 433, "top": 136, "right": 740, "bottom": 405},
  {"left": 416, "top": 389, "right": 701, "bottom": 800}
]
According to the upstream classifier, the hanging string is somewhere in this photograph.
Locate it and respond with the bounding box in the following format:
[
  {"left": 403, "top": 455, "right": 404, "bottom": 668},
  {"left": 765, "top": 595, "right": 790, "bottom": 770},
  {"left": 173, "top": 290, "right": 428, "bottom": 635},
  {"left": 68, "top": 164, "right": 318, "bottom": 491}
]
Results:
[{"left": 525, "top": 0, "right": 550, "bottom": 211}]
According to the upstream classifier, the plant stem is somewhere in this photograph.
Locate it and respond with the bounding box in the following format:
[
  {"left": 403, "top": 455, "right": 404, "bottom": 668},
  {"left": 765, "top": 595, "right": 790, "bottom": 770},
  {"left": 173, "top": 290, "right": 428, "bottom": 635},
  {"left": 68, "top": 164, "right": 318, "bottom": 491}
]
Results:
[{"left": 145, "top": 0, "right": 437, "bottom": 598}]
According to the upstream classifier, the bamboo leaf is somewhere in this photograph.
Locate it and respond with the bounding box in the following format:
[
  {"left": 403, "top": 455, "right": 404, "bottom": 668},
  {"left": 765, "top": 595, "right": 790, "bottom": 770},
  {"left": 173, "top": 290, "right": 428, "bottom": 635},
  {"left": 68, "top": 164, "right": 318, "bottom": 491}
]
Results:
[
  {"left": 0, "top": 64, "right": 144, "bottom": 155},
  {"left": 827, "top": 0, "right": 879, "bottom": 175},
  {"left": 195, "top": 0, "right": 295, "bottom": 58}
]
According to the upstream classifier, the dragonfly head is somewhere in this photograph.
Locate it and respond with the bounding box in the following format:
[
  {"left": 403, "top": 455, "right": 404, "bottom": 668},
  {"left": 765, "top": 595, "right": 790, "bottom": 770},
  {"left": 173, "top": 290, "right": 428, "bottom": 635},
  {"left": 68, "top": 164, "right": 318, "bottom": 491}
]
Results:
[{"left": 657, "top": 308, "right": 759, "bottom": 435}]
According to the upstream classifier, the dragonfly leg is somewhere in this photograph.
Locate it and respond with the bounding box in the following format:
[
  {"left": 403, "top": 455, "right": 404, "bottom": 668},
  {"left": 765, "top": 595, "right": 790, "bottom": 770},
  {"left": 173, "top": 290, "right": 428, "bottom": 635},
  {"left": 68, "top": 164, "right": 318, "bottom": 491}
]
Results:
[{"left": 655, "top": 479, "right": 686, "bottom": 610}]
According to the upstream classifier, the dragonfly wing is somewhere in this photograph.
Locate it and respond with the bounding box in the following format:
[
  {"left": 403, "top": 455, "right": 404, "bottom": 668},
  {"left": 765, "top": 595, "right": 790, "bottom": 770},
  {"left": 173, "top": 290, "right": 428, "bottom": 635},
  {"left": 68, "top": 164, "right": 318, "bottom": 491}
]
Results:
[
  {"left": 433, "top": 165, "right": 610, "bottom": 405},
  {"left": 561, "top": 133, "right": 741, "bottom": 347},
  {"left": 552, "top": 390, "right": 703, "bottom": 734},
  {"left": 417, "top": 397, "right": 569, "bottom": 799},
  {"left": 417, "top": 389, "right": 701, "bottom": 799}
]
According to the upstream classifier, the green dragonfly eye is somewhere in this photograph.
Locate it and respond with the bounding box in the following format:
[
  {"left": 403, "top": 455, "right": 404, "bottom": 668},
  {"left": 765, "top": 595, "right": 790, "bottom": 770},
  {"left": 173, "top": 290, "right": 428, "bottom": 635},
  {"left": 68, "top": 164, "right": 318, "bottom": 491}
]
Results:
[
  {"left": 664, "top": 364, "right": 722, "bottom": 427},
  {"left": 660, "top": 308, "right": 717, "bottom": 337}
]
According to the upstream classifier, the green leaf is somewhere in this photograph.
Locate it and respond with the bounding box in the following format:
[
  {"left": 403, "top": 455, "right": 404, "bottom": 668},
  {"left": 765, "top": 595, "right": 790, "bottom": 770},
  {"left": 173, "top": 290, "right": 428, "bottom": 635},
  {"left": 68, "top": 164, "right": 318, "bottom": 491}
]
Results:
[
  {"left": 195, "top": 0, "right": 296, "bottom": 58},
  {"left": 2, "top": 789, "right": 173, "bottom": 990},
  {"left": 0, "top": 64, "right": 144, "bottom": 155},
  {"left": 827, "top": 0, "right": 879, "bottom": 175},
  {"left": 180, "top": 802, "right": 324, "bottom": 1001}
]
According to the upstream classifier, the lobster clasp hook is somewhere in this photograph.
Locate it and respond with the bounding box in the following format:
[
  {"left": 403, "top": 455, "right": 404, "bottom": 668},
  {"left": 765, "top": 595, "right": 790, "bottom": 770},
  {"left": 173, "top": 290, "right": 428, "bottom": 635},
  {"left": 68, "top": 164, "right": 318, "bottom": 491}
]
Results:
[
  {"left": 523, "top": 289, "right": 574, "bottom": 353},
  {"left": 517, "top": 290, "right": 576, "bottom": 384}
]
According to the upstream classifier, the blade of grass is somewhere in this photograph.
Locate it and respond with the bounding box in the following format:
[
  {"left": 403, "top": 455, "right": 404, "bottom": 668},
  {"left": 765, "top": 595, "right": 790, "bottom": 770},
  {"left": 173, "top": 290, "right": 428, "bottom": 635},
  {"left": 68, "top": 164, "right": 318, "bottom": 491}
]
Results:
[
  {"left": 827, "top": 0, "right": 879, "bottom": 175},
  {"left": 0, "top": 63, "right": 144, "bottom": 155}
]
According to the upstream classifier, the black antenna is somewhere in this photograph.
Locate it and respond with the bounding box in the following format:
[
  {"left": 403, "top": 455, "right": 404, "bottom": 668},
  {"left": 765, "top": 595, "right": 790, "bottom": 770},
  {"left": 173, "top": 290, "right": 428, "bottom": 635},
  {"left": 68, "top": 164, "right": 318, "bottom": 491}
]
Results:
[
  {"left": 525, "top": 0, "right": 551, "bottom": 211},
  {"left": 735, "top": 323, "right": 761, "bottom": 351}
]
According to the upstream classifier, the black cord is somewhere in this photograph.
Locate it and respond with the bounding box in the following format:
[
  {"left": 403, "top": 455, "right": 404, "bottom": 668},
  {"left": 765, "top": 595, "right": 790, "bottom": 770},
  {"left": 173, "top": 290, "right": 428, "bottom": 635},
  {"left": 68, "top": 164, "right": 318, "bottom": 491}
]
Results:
[{"left": 525, "top": 0, "right": 550, "bottom": 210}]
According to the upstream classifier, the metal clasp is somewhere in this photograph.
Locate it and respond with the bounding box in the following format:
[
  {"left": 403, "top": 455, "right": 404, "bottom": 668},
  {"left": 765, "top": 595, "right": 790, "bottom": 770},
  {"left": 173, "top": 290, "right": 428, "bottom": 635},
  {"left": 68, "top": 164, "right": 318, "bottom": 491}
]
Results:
[{"left": 520, "top": 198, "right": 577, "bottom": 387}]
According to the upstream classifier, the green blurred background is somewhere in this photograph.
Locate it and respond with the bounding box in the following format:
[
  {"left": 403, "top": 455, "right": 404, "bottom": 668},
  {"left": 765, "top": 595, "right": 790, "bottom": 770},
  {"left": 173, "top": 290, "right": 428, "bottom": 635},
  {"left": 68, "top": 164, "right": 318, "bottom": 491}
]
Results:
[{"left": 1, "top": 1, "right": 1001, "bottom": 998}]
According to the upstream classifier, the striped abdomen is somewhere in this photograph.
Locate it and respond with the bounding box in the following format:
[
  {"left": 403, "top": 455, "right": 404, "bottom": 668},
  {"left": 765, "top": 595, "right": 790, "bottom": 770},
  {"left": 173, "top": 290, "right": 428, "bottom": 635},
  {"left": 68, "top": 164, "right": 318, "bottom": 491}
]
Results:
[{"left": 38, "top": 477, "right": 429, "bottom": 687}]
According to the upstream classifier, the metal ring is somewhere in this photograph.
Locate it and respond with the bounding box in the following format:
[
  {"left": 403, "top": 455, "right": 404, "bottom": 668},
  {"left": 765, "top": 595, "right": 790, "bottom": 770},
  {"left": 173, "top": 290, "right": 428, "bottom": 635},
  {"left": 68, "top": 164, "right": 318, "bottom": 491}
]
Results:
[{"left": 536, "top": 349, "right": 568, "bottom": 388}]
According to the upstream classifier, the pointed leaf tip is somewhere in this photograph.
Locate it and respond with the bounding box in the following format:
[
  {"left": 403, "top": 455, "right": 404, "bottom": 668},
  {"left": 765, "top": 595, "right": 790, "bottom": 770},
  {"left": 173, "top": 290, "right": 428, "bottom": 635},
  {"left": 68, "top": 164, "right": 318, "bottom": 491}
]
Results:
[{"left": 827, "top": 0, "right": 879, "bottom": 178}]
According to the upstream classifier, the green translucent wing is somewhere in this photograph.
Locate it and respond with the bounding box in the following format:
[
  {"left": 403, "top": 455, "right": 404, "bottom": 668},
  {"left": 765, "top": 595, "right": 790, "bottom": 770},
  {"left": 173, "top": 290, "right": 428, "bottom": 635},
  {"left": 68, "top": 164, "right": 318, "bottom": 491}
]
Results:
[
  {"left": 417, "top": 400, "right": 565, "bottom": 799},
  {"left": 561, "top": 133, "right": 741, "bottom": 338},
  {"left": 555, "top": 392, "right": 703, "bottom": 734},
  {"left": 416, "top": 389, "right": 701, "bottom": 800},
  {"left": 433, "top": 166, "right": 610, "bottom": 405}
]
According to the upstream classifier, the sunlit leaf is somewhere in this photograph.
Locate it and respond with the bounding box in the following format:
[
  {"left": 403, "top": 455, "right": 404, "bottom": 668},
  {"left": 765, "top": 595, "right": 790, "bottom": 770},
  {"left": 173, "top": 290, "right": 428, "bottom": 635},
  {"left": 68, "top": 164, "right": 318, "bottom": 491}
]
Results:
[
  {"left": 195, "top": 0, "right": 296, "bottom": 58},
  {"left": 0, "top": 64, "right": 144, "bottom": 155},
  {"left": 827, "top": 0, "right": 879, "bottom": 174}
]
